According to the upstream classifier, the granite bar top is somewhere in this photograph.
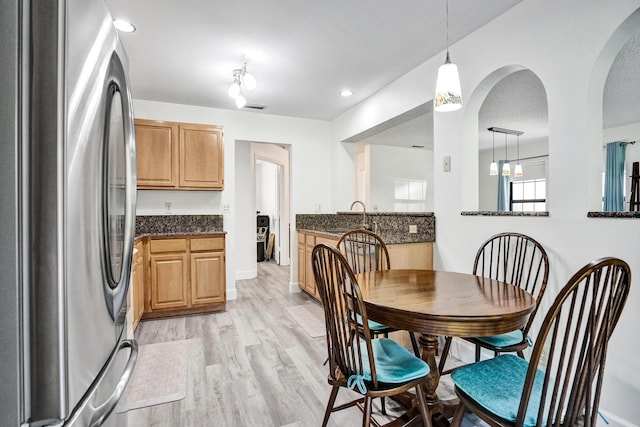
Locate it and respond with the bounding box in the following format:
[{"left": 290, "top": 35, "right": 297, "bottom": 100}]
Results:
[
  {"left": 461, "top": 211, "right": 549, "bottom": 217},
  {"left": 587, "top": 211, "right": 640, "bottom": 218},
  {"left": 296, "top": 212, "right": 435, "bottom": 244},
  {"left": 135, "top": 215, "right": 224, "bottom": 238}
]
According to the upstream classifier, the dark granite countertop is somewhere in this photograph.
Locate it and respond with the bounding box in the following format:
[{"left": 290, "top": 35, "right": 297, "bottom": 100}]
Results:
[
  {"left": 587, "top": 211, "right": 640, "bottom": 218},
  {"left": 135, "top": 215, "right": 224, "bottom": 238}
]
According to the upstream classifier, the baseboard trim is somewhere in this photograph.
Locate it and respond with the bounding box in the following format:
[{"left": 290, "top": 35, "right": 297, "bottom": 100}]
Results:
[
  {"left": 289, "top": 282, "right": 301, "bottom": 294},
  {"left": 227, "top": 288, "right": 238, "bottom": 300},
  {"left": 235, "top": 269, "right": 257, "bottom": 280}
]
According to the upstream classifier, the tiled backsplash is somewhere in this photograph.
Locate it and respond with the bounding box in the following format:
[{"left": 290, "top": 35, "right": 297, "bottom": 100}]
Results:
[{"left": 296, "top": 212, "right": 435, "bottom": 243}]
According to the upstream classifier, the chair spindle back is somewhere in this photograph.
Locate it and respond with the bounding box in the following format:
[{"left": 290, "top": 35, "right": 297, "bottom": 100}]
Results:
[{"left": 337, "top": 229, "right": 391, "bottom": 274}]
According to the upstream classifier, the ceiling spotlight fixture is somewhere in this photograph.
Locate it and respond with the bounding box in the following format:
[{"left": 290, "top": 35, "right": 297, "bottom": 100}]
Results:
[
  {"left": 113, "top": 19, "right": 136, "bottom": 33},
  {"left": 227, "top": 62, "right": 257, "bottom": 109},
  {"left": 340, "top": 89, "right": 353, "bottom": 97},
  {"left": 434, "top": 0, "right": 462, "bottom": 112}
]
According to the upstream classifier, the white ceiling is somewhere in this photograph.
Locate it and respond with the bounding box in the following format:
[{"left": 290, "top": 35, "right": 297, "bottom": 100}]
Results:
[
  {"left": 106, "top": 0, "right": 524, "bottom": 121},
  {"left": 106, "top": 1, "right": 639, "bottom": 149}
]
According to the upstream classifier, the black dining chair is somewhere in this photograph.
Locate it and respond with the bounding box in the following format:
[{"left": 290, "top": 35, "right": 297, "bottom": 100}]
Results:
[
  {"left": 449, "top": 257, "right": 631, "bottom": 427},
  {"left": 439, "top": 232, "right": 549, "bottom": 375},
  {"left": 337, "top": 229, "right": 421, "bottom": 358},
  {"left": 312, "top": 243, "right": 433, "bottom": 427}
]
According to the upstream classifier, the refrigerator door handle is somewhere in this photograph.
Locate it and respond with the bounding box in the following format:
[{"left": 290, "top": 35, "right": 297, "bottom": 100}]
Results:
[
  {"left": 65, "top": 339, "right": 138, "bottom": 427},
  {"left": 89, "top": 340, "right": 137, "bottom": 427},
  {"left": 102, "top": 50, "right": 137, "bottom": 320}
]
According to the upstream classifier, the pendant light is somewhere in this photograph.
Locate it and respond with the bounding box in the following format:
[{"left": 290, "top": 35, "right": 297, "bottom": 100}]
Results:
[
  {"left": 514, "top": 134, "right": 524, "bottom": 177},
  {"left": 502, "top": 133, "right": 511, "bottom": 176},
  {"left": 489, "top": 130, "right": 498, "bottom": 175},
  {"left": 434, "top": 0, "right": 463, "bottom": 112}
]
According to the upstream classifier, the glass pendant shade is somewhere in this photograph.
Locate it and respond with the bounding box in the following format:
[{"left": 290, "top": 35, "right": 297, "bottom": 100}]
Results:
[
  {"left": 228, "top": 82, "right": 240, "bottom": 98},
  {"left": 490, "top": 162, "right": 498, "bottom": 175},
  {"left": 502, "top": 162, "right": 511, "bottom": 176},
  {"left": 514, "top": 163, "right": 523, "bottom": 177},
  {"left": 235, "top": 94, "right": 247, "bottom": 109},
  {"left": 434, "top": 54, "right": 463, "bottom": 112},
  {"left": 243, "top": 72, "right": 257, "bottom": 90}
]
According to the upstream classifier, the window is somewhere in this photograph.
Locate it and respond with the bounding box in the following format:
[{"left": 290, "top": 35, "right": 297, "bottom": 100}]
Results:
[
  {"left": 394, "top": 178, "right": 427, "bottom": 212},
  {"left": 510, "top": 179, "right": 546, "bottom": 212}
]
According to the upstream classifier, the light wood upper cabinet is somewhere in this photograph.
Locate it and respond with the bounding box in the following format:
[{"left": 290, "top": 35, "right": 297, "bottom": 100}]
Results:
[
  {"left": 179, "top": 124, "right": 224, "bottom": 189},
  {"left": 135, "top": 120, "right": 179, "bottom": 188},
  {"left": 135, "top": 119, "right": 224, "bottom": 190}
]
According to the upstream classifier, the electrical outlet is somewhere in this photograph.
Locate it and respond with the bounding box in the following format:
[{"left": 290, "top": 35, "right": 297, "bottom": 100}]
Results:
[
  {"left": 164, "top": 202, "right": 172, "bottom": 214},
  {"left": 314, "top": 203, "right": 321, "bottom": 213},
  {"left": 222, "top": 203, "right": 231, "bottom": 214},
  {"left": 409, "top": 224, "right": 418, "bottom": 233}
]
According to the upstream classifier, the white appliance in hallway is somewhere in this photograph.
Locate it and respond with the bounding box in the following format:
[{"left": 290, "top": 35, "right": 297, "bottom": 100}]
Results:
[{"left": 0, "top": 0, "right": 138, "bottom": 425}]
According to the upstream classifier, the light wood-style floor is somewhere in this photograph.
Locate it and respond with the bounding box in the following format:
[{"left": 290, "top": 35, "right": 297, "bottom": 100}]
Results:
[{"left": 127, "top": 261, "right": 485, "bottom": 427}]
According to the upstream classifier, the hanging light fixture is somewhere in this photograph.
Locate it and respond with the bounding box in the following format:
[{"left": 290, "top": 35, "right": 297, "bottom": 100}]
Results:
[
  {"left": 514, "top": 134, "right": 524, "bottom": 177},
  {"left": 434, "top": 0, "right": 463, "bottom": 112},
  {"left": 489, "top": 130, "right": 498, "bottom": 175},
  {"left": 227, "top": 62, "right": 257, "bottom": 108},
  {"left": 502, "top": 133, "right": 511, "bottom": 176}
]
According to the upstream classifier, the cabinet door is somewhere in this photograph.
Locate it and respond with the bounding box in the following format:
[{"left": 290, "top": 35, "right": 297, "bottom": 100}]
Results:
[
  {"left": 149, "top": 253, "right": 189, "bottom": 310},
  {"left": 190, "top": 251, "right": 225, "bottom": 305},
  {"left": 135, "top": 119, "right": 179, "bottom": 188},
  {"left": 179, "top": 124, "right": 224, "bottom": 189},
  {"left": 132, "top": 255, "right": 144, "bottom": 329},
  {"left": 305, "top": 235, "right": 316, "bottom": 298}
]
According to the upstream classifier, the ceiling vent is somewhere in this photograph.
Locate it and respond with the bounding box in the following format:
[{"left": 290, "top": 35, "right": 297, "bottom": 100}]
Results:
[{"left": 244, "top": 104, "right": 267, "bottom": 110}]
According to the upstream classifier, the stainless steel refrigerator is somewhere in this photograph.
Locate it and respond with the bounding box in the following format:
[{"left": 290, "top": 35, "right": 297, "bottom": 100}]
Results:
[{"left": 1, "top": 0, "right": 138, "bottom": 425}]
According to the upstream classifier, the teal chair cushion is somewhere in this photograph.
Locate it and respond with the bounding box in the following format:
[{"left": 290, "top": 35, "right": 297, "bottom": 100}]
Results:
[
  {"left": 475, "top": 329, "right": 530, "bottom": 348},
  {"left": 354, "top": 313, "right": 390, "bottom": 332},
  {"left": 348, "top": 338, "right": 430, "bottom": 393},
  {"left": 451, "top": 354, "right": 546, "bottom": 427}
]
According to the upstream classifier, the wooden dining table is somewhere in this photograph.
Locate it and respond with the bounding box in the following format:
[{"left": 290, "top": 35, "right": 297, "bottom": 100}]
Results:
[{"left": 355, "top": 269, "right": 536, "bottom": 426}]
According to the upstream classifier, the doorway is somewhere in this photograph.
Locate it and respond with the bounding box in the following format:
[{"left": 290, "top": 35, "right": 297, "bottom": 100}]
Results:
[{"left": 255, "top": 159, "right": 284, "bottom": 264}]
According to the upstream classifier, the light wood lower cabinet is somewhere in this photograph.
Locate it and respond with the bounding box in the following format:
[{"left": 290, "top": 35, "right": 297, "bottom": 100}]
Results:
[
  {"left": 132, "top": 240, "right": 145, "bottom": 331},
  {"left": 140, "top": 235, "right": 226, "bottom": 320},
  {"left": 296, "top": 230, "right": 433, "bottom": 302}
]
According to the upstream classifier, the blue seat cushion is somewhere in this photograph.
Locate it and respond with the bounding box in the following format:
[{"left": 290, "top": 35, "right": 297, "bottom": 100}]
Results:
[
  {"left": 360, "top": 338, "right": 430, "bottom": 384},
  {"left": 354, "top": 313, "right": 391, "bottom": 332},
  {"left": 451, "top": 354, "right": 546, "bottom": 427},
  {"left": 475, "top": 329, "right": 529, "bottom": 348}
]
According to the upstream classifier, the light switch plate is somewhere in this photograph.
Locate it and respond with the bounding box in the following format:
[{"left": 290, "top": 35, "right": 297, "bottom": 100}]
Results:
[
  {"left": 164, "top": 202, "right": 172, "bottom": 214},
  {"left": 409, "top": 224, "right": 418, "bottom": 233},
  {"left": 443, "top": 156, "right": 451, "bottom": 172}
]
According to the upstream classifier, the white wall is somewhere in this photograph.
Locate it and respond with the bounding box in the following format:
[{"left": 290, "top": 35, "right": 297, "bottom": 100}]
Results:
[
  {"left": 369, "top": 145, "right": 434, "bottom": 212},
  {"left": 331, "top": 1, "right": 640, "bottom": 424},
  {"left": 133, "top": 100, "right": 332, "bottom": 299}
]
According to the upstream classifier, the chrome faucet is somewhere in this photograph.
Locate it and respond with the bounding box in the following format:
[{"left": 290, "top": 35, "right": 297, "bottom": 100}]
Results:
[{"left": 350, "top": 200, "right": 369, "bottom": 230}]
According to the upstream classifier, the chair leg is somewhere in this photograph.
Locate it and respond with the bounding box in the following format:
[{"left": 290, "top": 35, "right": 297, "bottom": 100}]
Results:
[
  {"left": 475, "top": 344, "right": 481, "bottom": 362},
  {"left": 517, "top": 349, "right": 525, "bottom": 358},
  {"left": 409, "top": 332, "right": 420, "bottom": 358},
  {"left": 450, "top": 403, "right": 466, "bottom": 427},
  {"left": 362, "top": 396, "right": 373, "bottom": 427},
  {"left": 380, "top": 396, "right": 387, "bottom": 415},
  {"left": 438, "top": 336, "right": 452, "bottom": 374},
  {"left": 322, "top": 385, "right": 340, "bottom": 427},
  {"left": 415, "top": 384, "right": 433, "bottom": 427}
]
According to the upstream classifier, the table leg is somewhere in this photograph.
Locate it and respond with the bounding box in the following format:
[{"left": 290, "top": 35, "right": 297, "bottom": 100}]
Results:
[{"left": 419, "top": 334, "right": 455, "bottom": 426}]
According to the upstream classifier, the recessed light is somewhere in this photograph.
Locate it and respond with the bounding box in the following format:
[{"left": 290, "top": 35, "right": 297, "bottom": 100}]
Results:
[
  {"left": 113, "top": 19, "right": 136, "bottom": 33},
  {"left": 340, "top": 89, "right": 353, "bottom": 97}
]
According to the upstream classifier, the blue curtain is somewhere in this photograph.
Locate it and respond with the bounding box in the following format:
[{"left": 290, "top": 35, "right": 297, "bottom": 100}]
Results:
[
  {"left": 497, "top": 160, "right": 509, "bottom": 211},
  {"left": 603, "top": 142, "right": 626, "bottom": 211}
]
